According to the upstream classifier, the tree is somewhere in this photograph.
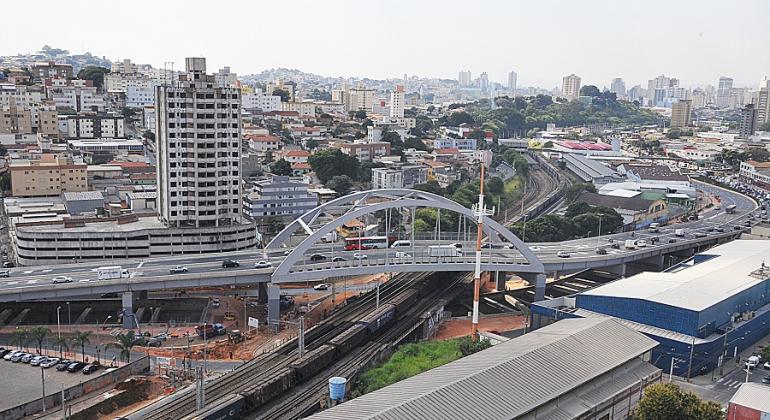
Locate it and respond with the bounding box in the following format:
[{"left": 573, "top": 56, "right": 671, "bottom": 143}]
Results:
[
  {"left": 631, "top": 383, "right": 722, "bottom": 420},
  {"left": 53, "top": 335, "right": 69, "bottom": 358},
  {"left": 28, "top": 326, "right": 51, "bottom": 354},
  {"left": 108, "top": 331, "right": 143, "bottom": 363},
  {"left": 272, "top": 88, "right": 291, "bottom": 102},
  {"left": 579, "top": 85, "right": 602, "bottom": 97},
  {"left": 458, "top": 336, "right": 492, "bottom": 356},
  {"left": 666, "top": 128, "right": 682, "bottom": 139},
  {"left": 11, "top": 328, "right": 29, "bottom": 350},
  {"left": 308, "top": 148, "right": 361, "bottom": 183},
  {"left": 414, "top": 181, "right": 445, "bottom": 196},
  {"left": 76, "top": 66, "right": 110, "bottom": 90},
  {"left": 486, "top": 177, "right": 504, "bottom": 196},
  {"left": 122, "top": 107, "right": 136, "bottom": 118},
  {"left": 358, "top": 161, "right": 385, "bottom": 183},
  {"left": 565, "top": 202, "right": 593, "bottom": 218},
  {"left": 142, "top": 130, "right": 155, "bottom": 141},
  {"left": 762, "top": 345, "right": 770, "bottom": 362},
  {"left": 542, "top": 140, "right": 554, "bottom": 148},
  {"left": 448, "top": 111, "right": 474, "bottom": 126},
  {"left": 354, "top": 110, "right": 368, "bottom": 120},
  {"left": 262, "top": 150, "right": 275, "bottom": 164},
  {"left": 270, "top": 158, "right": 292, "bottom": 176},
  {"left": 327, "top": 175, "right": 354, "bottom": 196},
  {"left": 305, "top": 139, "right": 319, "bottom": 151},
  {"left": 0, "top": 173, "right": 10, "bottom": 192},
  {"left": 564, "top": 183, "right": 597, "bottom": 202},
  {"left": 759, "top": 122, "right": 770, "bottom": 131},
  {"left": 71, "top": 331, "right": 93, "bottom": 362}
]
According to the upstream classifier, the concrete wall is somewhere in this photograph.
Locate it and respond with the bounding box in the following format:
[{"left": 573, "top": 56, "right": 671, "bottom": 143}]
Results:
[{"left": 0, "top": 356, "right": 150, "bottom": 420}]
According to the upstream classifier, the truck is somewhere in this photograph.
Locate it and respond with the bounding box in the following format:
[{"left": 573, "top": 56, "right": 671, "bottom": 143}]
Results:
[
  {"left": 675, "top": 229, "right": 686, "bottom": 237},
  {"left": 648, "top": 223, "right": 660, "bottom": 233},
  {"left": 320, "top": 231, "right": 338, "bottom": 243},
  {"left": 97, "top": 266, "right": 129, "bottom": 281},
  {"left": 429, "top": 245, "right": 462, "bottom": 257},
  {"left": 195, "top": 323, "right": 226, "bottom": 338},
  {"left": 624, "top": 240, "right": 637, "bottom": 250}
]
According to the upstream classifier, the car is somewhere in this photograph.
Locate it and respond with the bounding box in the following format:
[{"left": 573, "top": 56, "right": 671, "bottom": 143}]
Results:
[
  {"left": 254, "top": 260, "right": 272, "bottom": 269},
  {"left": 649, "top": 237, "right": 659, "bottom": 244},
  {"left": 211, "top": 298, "right": 220, "bottom": 308},
  {"left": 52, "top": 276, "right": 73, "bottom": 284},
  {"left": 310, "top": 254, "right": 327, "bottom": 262},
  {"left": 103, "top": 367, "right": 118, "bottom": 374},
  {"left": 764, "top": 361, "right": 770, "bottom": 370},
  {"left": 394, "top": 251, "right": 411, "bottom": 258},
  {"left": 610, "top": 242, "right": 620, "bottom": 249},
  {"left": 707, "top": 227, "right": 714, "bottom": 232},
  {"left": 67, "top": 362, "right": 87, "bottom": 372},
  {"left": 693, "top": 232, "right": 707, "bottom": 238},
  {"left": 331, "top": 256, "right": 345, "bottom": 262},
  {"left": 313, "top": 283, "right": 330, "bottom": 291},
  {"left": 449, "top": 243, "right": 463, "bottom": 249},
  {"left": 21, "top": 353, "right": 35, "bottom": 363},
  {"left": 169, "top": 266, "right": 189, "bottom": 274},
  {"left": 595, "top": 247, "right": 607, "bottom": 255},
  {"left": 4, "top": 350, "right": 22, "bottom": 361},
  {"left": 221, "top": 259, "right": 240, "bottom": 268},
  {"left": 30, "top": 355, "right": 46, "bottom": 366},
  {"left": 636, "top": 240, "right": 648, "bottom": 247},
  {"left": 352, "top": 253, "right": 368, "bottom": 260},
  {"left": 763, "top": 375, "right": 770, "bottom": 385},
  {"left": 41, "top": 358, "right": 60, "bottom": 368},
  {"left": 0, "top": 270, "right": 9, "bottom": 278},
  {"left": 82, "top": 364, "right": 100, "bottom": 374},
  {"left": 0, "top": 349, "right": 10, "bottom": 358},
  {"left": 715, "top": 227, "right": 725, "bottom": 233},
  {"left": 144, "top": 338, "right": 162, "bottom": 347},
  {"left": 734, "top": 225, "right": 743, "bottom": 230},
  {"left": 11, "top": 352, "right": 27, "bottom": 362},
  {"left": 56, "top": 360, "right": 72, "bottom": 371},
  {"left": 668, "top": 238, "right": 678, "bottom": 243},
  {"left": 744, "top": 221, "right": 752, "bottom": 227},
  {"left": 556, "top": 251, "right": 571, "bottom": 258}
]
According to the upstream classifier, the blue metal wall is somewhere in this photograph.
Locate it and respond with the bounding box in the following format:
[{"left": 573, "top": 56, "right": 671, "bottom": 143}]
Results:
[
  {"left": 698, "top": 280, "right": 770, "bottom": 335},
  {"left": 575, "top": 295, "right": 700, "bottom": 336}
]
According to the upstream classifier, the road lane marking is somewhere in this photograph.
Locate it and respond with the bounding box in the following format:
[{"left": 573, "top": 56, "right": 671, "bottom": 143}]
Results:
[
  {"left": 23, "top": 271, "right": 33, "bottom": 274},
  {"left": 26, "top": 280, "right": 37, "bottom": 284}
]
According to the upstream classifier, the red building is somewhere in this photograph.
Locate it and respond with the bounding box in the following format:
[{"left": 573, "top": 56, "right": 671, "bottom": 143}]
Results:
[{"left": 727, "top": 383, "right": 770, "bottom": 420}]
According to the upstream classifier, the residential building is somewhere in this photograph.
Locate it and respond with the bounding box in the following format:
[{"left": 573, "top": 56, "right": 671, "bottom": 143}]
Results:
[
  {"left": 367, "top": 123, "right": 407, "bottom": 144},
  {"left": 533, "top": 240, "right": 770, "bottom": 377},
  {"left": 62, "top": 114, "right": 125, "bottom": 139},
  {"left": 371, "top": 164, "right": 428, "bottom": 189},
  {"left": 458, "top": 70, "right": 472, "bottom": 87},
  {"left": 214, "top": 66, "right": 238, "bottom": 88},
  {"left": 307, "top": 318, "right": 661, "bottom": 420},
  {"left": 31, "top": 61, "right": 73, "bottom": 81},
  {"left": 281, "top": 101, "right": 315, "bottom": 117},
  {"left": 0, "top": 103, "right": 32, "bottom": 134},
  {"left": 126, "top": 85, "right": 155, "bottom": 108},
  {"left": 610, "top": 78, "right": 626, "bottom": 97},
  {"left": 670, "top": 99, "right": 692, "bottom": 128},
  {"left": 717, "top": 76, "right": 733, "bottom": 108},
  {"left": 507, "top": 70, "right": 517, "bottom": 91},
  {"left": 728, "top": 383, "right": 770, "bottom": 420},
  {"left": 67, "top": 139, "right": 144, "bottom": 154},
  {"left": 277, "top": 149, "right": 310, "bottom": 164},
  {"left": 245, "top": 134, "right": 280, "bottom": 153},
  {"left": 389, "top": 85, "right": 404, "bottom": 119},
  {"left": 738, "top": 160, "right": 770, "bottom": 190},
  {"left": 575, "top": 191, "right": 668, "bottom": 229},
  {"left": 242, "top": 90, "right": 281, "bottom": 112},
  {"left": 757, "top": 78, "right": 770, "bottom": 125},
  {"left": 37, "top": 103, "right": 58, "bottom": 138},
  {"left": 562, "top": 74, "right": 581, "bottom": 100},
  {"left": 266, "top": 79, "right": 294, "bottom": 101},
  {"left": 338, "top": 141, "right": 391, "bottom": 161},
  {"left": 740, "top": 104, "right": 758, "bottom": 138},
  {"left": 432, "top": 137, "right": 477, "bottom": 151},
  {"left": 155, "top": 57, "right": 242, "bottom": 228},
  {"left": 477, "top": 72, "right": 489, "bottom": 91},
  {"left": 9, "top": 154, "right": 87, "bottom": 197},
  {"left": 243, "top": 176, "right": 318, "bottom": 220},
  {"left": 46, "top": 78, "right": 105, "bottom": 112},
  {"left": 110, "top": 58, "right": 138, "bottom": 74},
  {"left": 346, "top": 86, "right": 375, "bottom": 113}
]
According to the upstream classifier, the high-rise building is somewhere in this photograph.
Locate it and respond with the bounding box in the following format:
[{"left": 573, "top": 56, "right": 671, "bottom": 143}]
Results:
[
  {"left": 627, "top": 85, "right": 644, "bottom": 102},
  {"left": 610, "top": 78, "right": 626, "bottom": 97},
  {"left": 739, "top": 104, "right": 758, "bottom": 138},
  {"left": 756, "top": 78, "right": 769, "bottom": 126},
  {"left": 155, "top": 57, "right": 242, "bottom": 228},
  {"left": 390, "top": 85, "right": 405, "bottom": 119},
  {"left": 478, "top": 72, "right": 489, "bottom": 91},
  {"left": 646, "top": 75, "right": 674, "bottom": 106},
  {"left": 670, "top": 99, "right": 692, "bottom": 128},
  {"left": 507, "top": 71, "right": 517, "bottom": 91},
  {"left": 562, "top": 74, "right": 581, "bottom": 100},
  {"left": 717, "top": 76, "right": 733, "bottom": 108},
  {"left": 458, "top": 70, "right": 472, "bottom": 87}
]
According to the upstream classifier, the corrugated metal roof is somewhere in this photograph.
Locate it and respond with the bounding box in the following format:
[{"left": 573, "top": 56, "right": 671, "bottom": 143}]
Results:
[
  {"left": 581, "top": 240, "right": 770, "bottom": 311},
  {"left": 572, "top": 308, "right": 708, "bottom": 344},
  {"left": 730, "top": 382, "right": 770, "bottom": 413},
  {"left": 307, "top": 318, "right": 658, "bottom": 420}
]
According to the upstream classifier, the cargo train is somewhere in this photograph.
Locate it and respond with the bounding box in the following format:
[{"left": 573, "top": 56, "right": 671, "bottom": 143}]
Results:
[{"left": 185, "top": 287, "right": 421, "bottom": 419}]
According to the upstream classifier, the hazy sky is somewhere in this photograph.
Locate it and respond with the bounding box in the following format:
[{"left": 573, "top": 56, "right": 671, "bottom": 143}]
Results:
[{"left": 2, "top": 0, "right": 768, "bottom": 89}]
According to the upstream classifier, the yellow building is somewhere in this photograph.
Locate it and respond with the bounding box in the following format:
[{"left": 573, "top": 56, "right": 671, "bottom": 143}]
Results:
[
  {"left": 10, "top": 154, "right": 88, "bottom": 197},
  {"left": 0, "top": 104, "right": 32, "bottom": 134}
]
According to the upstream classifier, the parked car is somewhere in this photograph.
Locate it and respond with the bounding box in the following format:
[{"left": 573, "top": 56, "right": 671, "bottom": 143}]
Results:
[
  {"left": 211, "top": 298, "right": 220, "bottom": 308},
  {"left": 254, "top": 260, "right": 272, "bottom": 269},
  {"left": 352, "top": 253, "right": 368, "bottom": 260},
  {"left": 221, "top": 259, "right": 240, "bottom": 268},
  {"left": 21, "top": 353, "right": 35, "bottom": 363},
  {"left": 56, "top": 360, "right": 72, "bottom": 371},
  {"left": 41, "top": 358, "right": 60, "bottom": 368},
  {"left": 30, "top": 355, "right": 46, "bottom": 366},
  {"left": 331, "top": 256, "right": 345, "bottom": 262},
  {"left": 764, "top": 361, "right": 770, "bottom": 370},
  {"left": 4, "top": 350, "right": 22, "bottom": 361},
  {"left": 595, "top": 247, "right": 607, "bottom": 255},
  {"left": 763, "top": 375, "right": 770, "bottom": 385},
  {"left": 610, "top": 242, "right": 620, "bottom": 249},
  {"left": 11, "top": 352, "right": 27, "bottom": 362},
  {"left": 668, "top": 238, "right": 678, "bottom": 243},
  {"left": 67, "top": 362, "right": 87, "bottom": 372},
  {"left": 693, "top": 232, "right": 707, "bottom": 238},
  {"left": 52, "top": 276, "right": 73, "bottom": 284},
  {"left": 556, "top": 251, "right": 571, "bottom": 258},
  {"left": 0, "top": 270, "right": 9, "bottom": 278},
  {"left": 715, "top": 227, "right": 725, "bottom": 233},
  {"left": 82, "top": 364, "right": 100, "bottom": 374},
  {"left": 313, "top": 283, "right": 330, "bottom": 291},
  {"left": 636, "top": 239, "right": 648, "bottom": 247},
  {"left": 169, "top": 266, "right": 189, "bottom": 274},
  {"left": 734, "top": 225, "right": 743, "bottom": 230},
  {"left": 310, "top": 254, "right": 327, "bottom": 262}
]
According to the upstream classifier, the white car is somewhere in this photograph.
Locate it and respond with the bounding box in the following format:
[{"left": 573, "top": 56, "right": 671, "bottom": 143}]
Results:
[
  {"left": 30, "top": 355, "right": 46, "bottom": 366},
  {"left": 352, "top": 253, "right": 368, "bottom": 260},
  {"left": 313, "top": 283, "right": 330, "bottom": 291},
  {"left": 41, "top": 357, "right": 60, "bottom": 368},
  {"left": 636, "top": 239, "right": 647, "bottom": 247},
  {"left": 254, "top": 261, "right": 272, "bottom": 269},
  {"left": 556, "top": 251, "right": 571, "bottom": 258},
  {"left": 764, "top": 361, "right": 770, "bottom": 370},
  {"left": 52, "top": 276, "right": 73, "bottom": 284}
]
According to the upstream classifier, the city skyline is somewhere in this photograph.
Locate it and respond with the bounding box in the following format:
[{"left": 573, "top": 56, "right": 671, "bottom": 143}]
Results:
[{"left": 1, "top": 0, "right": 769, "bottom": 89}]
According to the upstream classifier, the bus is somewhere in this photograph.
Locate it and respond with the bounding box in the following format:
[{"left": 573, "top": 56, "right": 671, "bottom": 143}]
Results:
[
  {"left": 344, "top": 236, "right": 394, "bottom": 251},
  {"left": 726, "top": 204, "right": 737, "bottom": 214}
]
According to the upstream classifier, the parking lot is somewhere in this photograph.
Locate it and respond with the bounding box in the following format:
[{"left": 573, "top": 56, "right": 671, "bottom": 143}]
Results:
[{"left": 0, "top": 350, "right": 100, "bottom": 412}]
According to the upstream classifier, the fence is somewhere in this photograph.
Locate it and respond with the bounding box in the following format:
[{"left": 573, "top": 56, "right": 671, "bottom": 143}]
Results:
[{"left": 0, "top": 356, "right": 150, "bottom": 420}]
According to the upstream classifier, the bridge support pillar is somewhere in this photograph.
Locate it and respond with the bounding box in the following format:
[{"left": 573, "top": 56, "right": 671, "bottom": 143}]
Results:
[
  {"left": 137, "top": 290, "right": 148, "bottom": 300},
  {"left": 604, "top": 263, "right": 627, "bottom": 278},
  {"left": 494, "top": 272, "right": 506, "bottom": 291},
  {"left": 257, "top": 282, "right": 268, "bottom": 304},
  {"left": 525, "top": 273, "right": 546, "bottom": 303},
  {"left": 267, "top": 283, "right": 281, "bottom": 332},
  {"left": 121, "top": 292, "right": 134, "bottom": 329}
]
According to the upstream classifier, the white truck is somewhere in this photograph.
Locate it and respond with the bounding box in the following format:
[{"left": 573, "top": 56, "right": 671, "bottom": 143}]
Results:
[
  {"left": 429, "top": 245, "right": 462, "bottom": 257},
  {"left": 97, "top": 266, "right": 129, "bottom": 281},
  {"left": 624, "top": 240, "right": 637, "bottom": 250},
  {"left": 320, "top": 231, "right": 338, "bottom": 243},
  {"left": 675, "top": 229, "right": 686, "bottom": 237}
]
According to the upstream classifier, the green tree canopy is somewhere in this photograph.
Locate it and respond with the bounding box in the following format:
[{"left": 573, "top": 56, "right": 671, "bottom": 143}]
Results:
[
  {"left": 579, "top": 85, "right": 602, "bottom": 97},
  {"left": 632, "top": 383, "right": 722, "bottom": 420},
  {"left": 327, "top": 175, "right": 354, "bottom": 196},
  {"left": 77, "top": 66, "right": 110, "bottom": 90},
  {"left": 564, "top": 182, "right": 597, "bottom": 202},
  {"left": 270, "top": 158, "right": 292, "bottom": 176},
  {"left": 272, "top": 88, "right": 291, "bottom": 102},
  {"left": 308, "top": 148, "right": 361, "bottom": 183}
]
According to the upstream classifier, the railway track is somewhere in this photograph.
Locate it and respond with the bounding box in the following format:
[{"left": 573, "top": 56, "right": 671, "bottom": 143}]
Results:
[
  {"left": 139, "top": 272, "right": 431, "bottom": 420},
  {"left": 249, "top": 272, "right": 473, "bottom": 420}
]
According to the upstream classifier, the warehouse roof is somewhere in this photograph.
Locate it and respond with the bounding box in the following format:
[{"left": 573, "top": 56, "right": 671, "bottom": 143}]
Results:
[
  {"left": 582, "top": 240, "right": 770, "bottom": 312},
  {"left": 62, "top": 191, "right": 104, "bottom": 202},
  {"left": 575, "top": 192, "right": 654, "bottom": 212},
  {"left": 306, "top": 318, "right": 657, "bottom": 420},
  {"left": 730, "top": 383, "right": 770, "bottom": 413}
]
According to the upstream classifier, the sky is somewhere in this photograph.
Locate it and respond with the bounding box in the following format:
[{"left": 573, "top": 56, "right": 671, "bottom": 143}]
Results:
[{"left": 1, "top": 0, "right": 769, "bottom": 89}]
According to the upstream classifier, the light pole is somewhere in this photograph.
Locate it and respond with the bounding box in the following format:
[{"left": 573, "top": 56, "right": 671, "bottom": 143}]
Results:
[
  {"left": 597, "top": 214, "right": 603, "bottom": 247},
  {"left": 56, "top": 306, "right": 61, "bottom": 340},
  {"left": 66, "top": 302, "right": 71, "bottom": 326},
  {"left": 522, "top": 214, "right": 528, "bottom": 243},
  {"left": 101, "top": 315, "right": 112, "bottom": 329}
]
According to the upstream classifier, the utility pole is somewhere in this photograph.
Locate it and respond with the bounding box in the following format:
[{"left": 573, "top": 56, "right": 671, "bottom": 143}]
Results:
[
  {"left": 686, "top": 337, "right": 695, "bottom": 382},
  {"left": 41, "top": 367, "right": 46, "bottom": 413},
  {"left": 298, "top": 316, "right": 305, "bottom": 358},
  {"left": 471, "top": 164, "right": 493, "bottom": 341}
]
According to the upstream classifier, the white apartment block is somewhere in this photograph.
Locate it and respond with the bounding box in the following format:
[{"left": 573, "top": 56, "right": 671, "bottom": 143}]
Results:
[
  {"left": 242, "top": 91, "right": 281, "bottom": 112},
  {"left": 215, "top": 67, "right": 238, "bottom": 88},
  {"left": 390, "top": 85, "right": 405, "bottom": 118},
  {"left": 47, "top": 84, "right": 105, "bottom": 112},
  {"left": 156, "top": 57, "right": 242, "bottom": 228},
  {"left": 281, "top": 101, "right": 316, "bottom": 117},
  {"left": 433, "top": 137, "right": 477, "bottom": 151},
  {"left": 62, "top": 115, "right": 125, "bottom": 139},
  {"left": 562, "top": 74, "right": 582, "bottom": 100},
  {"left": 126, "top": 86, "right": 156, "bottom": 108},
  {"left": 243, "top": 176, "right": 318, "bottom": 220},
  {"left": 371, "top": 165, "right": 428, "bottom": 189},
  {"left": 105, "top": 73, "right": 156, "bottom": 93}
]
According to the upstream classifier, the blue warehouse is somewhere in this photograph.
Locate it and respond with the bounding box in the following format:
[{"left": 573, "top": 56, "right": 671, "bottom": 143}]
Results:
[{"left": 532, "top": 240, "right": 770, "bottom": 378}]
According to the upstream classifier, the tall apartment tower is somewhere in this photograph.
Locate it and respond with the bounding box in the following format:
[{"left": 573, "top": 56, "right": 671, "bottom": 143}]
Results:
[
  {"left": 670, "top": 99, "right": 692, "bottom": 128},
  {"left": 562, "top": 74, "right": 581, "bottom": 100},
  {"left": 155, "top": 57, "right": 242, "bottom": 228},
  {"left": 739, "top": 104, "right": 758, "bottom": 138},
  {"left": 717, "top": 77, "right": 733, "bottom": 108},
  {"left": 610, "top": 78, "right": 626, "bottom": 97},
  {"left": 458, "top": 70, "right": 472, "bottom": 87},
  {"left": 478, "top": 72, "right": 489, "bottom": 91},
  {"left": 390, "top": 85, "right": 405, "bottom": 118},
  {"left": 507, "top": 71, "right": 517, "bottom": 91},
  {"left": 757, "top": 78, "right": 770, "bottom": 126}
]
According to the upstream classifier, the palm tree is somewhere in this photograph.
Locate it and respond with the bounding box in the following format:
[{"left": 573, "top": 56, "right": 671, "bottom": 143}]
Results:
[
  {"left": 70, "top": 331, "right": 93, "bottom": 362},
  {"left": 53, "top": 335, "right": 69, "bottom": 359},
  {"left": 107, "top": 331, "right": 142, "bottom": 363},
  {"left": 11, "top": 328, "right": 29, "bottom": 350},
  {"left": 28, "top": 326, "right": 51, "bottom": 354}
]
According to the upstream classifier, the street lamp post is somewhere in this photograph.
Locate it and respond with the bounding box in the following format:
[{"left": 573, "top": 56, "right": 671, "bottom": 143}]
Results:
[
  {"left": 597, "top": 214, "right": 603, "bottom": 247},
  {"left": 66, "top": 302, "right": 71, "bottom": 326},
  {"left": 56, "top": 306, "right": 61, "bottom": 340}
]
